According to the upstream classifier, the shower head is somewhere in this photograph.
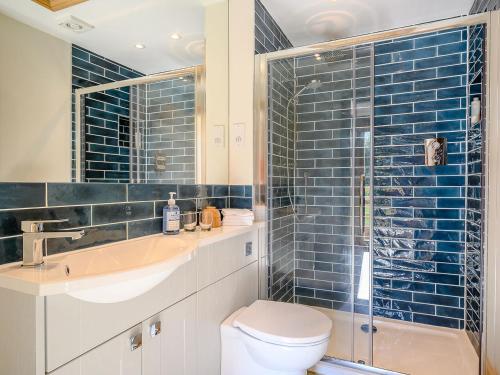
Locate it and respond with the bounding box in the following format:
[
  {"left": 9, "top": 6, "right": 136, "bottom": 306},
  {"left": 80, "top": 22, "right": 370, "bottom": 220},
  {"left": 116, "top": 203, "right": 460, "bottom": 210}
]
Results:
[
  {"left": 305, "top": 79, "right": 322, "bottom": 90},
  {"left": 288, "top": 79, "right": 323, "bottom": 105}
]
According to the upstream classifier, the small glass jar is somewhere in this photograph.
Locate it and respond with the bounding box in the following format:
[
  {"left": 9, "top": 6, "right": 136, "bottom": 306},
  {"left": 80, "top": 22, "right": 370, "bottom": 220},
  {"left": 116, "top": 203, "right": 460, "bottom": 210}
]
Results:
[
  {"left": 182, "top": 211, "right": 197, "bottom": 232},
  {"left": 199, "top": 210, "right": 213, "bottom": 231}
]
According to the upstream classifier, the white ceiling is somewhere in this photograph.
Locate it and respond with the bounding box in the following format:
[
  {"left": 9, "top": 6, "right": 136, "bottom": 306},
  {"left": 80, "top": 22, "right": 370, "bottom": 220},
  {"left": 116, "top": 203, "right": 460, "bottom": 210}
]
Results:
[
  {"left": 260, "top": 0, "right": 476, "bottom": 47},
  {"left": 0, "top": 0, "right": 220, "bottom": 74}
]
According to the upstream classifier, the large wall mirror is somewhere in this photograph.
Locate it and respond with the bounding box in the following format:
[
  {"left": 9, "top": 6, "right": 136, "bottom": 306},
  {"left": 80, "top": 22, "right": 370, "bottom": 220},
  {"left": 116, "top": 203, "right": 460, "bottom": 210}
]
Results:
[{"left": 0, "top": 0, "right": 229, "bottom": 184}]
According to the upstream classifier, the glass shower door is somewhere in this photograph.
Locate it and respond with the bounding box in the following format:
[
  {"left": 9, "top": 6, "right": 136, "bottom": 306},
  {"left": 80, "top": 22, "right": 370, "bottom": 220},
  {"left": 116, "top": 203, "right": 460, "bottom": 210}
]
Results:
[
  {"left": 351, "top": 44, "right": 374, "bottom": 366},
  {"left": 266, "top": 43, "right": 375, "bottom": 366}
]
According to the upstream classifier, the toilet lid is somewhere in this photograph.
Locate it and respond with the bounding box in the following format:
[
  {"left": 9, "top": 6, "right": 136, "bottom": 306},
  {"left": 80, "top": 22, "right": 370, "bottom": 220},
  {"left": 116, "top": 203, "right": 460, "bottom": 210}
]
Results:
[{"left": 233, "top": 300, "right": 332, "bottom": 346}]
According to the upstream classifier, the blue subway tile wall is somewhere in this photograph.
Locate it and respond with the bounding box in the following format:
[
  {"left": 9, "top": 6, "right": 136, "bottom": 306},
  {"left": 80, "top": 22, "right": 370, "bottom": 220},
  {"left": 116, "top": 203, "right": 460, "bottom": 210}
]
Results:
[
  {"left": 72, "top": 45, "right": 144, "bottom": 183},
  {"left": 293, "top": 45, "right": 373, "bottom": 313},
  {"left": 0, "top": 183, "right": 251, "bottom": 265},
  {"left": 257, "top": 0, "right": 295, "bottom": 302},
  {"left": 130, "top": 76, "right": 196, "bottom": 184},
  {"left": 255, "top": 0, "right": 293, "bottom": 54},
  {"left": 267, "top": 58, "right": 295, "bottom": 302},
  {"left": 470, "top": 0, "right": 499, "bottom": 13},
  {"left": 372, "top": 28, "right": 468, "bottom": 329},
  {"left": 145, "top": 77, "right": 196, "bottom": 184},
  {"left": 465, "top": 24, "right": 485, "bottom": 353}
]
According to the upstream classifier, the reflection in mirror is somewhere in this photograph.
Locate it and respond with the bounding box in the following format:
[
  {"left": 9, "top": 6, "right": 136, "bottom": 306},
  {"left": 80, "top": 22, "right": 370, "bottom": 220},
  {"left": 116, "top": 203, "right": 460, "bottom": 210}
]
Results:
[
  {"left": 76, "top": 69, "right": 203, "bottom": 184},
  {"left": 0, "top": 0, "right": 228, "bottom": 184}
]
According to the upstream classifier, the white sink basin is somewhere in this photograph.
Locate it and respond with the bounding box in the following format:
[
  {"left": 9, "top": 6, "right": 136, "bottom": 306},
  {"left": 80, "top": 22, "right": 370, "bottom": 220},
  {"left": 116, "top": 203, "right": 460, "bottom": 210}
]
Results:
[{"left": 0, "top": 235, "right": 196, "bottom": 303}]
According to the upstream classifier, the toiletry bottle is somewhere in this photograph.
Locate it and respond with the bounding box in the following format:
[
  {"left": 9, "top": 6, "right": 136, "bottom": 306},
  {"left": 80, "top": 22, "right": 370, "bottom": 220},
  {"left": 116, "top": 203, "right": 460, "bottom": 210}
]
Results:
[
  {"left": 471, "top": 97, "right": 481, "bottom": 124},
  {"left": 163, "top": 192, "right": 180, "bottom": 235}
]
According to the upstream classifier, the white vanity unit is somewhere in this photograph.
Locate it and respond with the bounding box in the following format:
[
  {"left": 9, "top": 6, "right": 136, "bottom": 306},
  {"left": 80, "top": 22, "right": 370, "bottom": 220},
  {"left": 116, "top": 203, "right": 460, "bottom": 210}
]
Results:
[{"left": 0, "top": 223, "right": 265, "bottom": 375}]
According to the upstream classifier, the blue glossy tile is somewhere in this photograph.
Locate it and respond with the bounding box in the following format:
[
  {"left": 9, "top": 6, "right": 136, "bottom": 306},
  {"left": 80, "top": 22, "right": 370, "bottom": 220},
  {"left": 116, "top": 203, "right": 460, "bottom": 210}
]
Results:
[
  {"left": 375, "top": 40, "right": 414, "bottom": 54},
  {"left": 229, "top": 197, "right": 252, "bottom": 209},
  {"left": 414, "top": 31, "right": 463, "bottom": 48},
  {"left": 213, "top": 185, "right": 229, "bottom": 197},
  {"left": 392, "top": 300, "right": 435, "bottom": 314},
  {"left": 414, "top": 209, "right": 460, "bottom": 220},
  {"left": 392, "top": 112, "right": 437, "bottom": 124},
  {"left": 392, "top": 280, "right": 435, "bottom": 293},
  {"left": 128, "top": 218, "right": 162, "bottom": 239},
  {"left": 437, "top": 86, "right": 467, "bottom": 99},
  {"left": 415, "top": 77, "right": 462, "bottom": 91},
  {"left": 48, "top": 183, "right": 126, "bottom": 206},
  {"left": 436, "top": 284, "right": 464, "bottom": 297},
  {"left": 438, "top": 64, "right": 467, "bottom": 77},
  {"left": 436, "top": 306, "right": 464, "bottom": 319},
  {"left": 128, "top": 184, "right": 177, "bottom": 201},
  {"left": 229, "top": 185, "right": 245, "bottom": 197},
  {"left": 208, "top": 198, "right": 228, "bottom": 209},
  {"left": 415, "top": 54, "right": 462, "bottom": 70},
  {"left": 438, "top": 41, "right": 467, "bottom": 55},
  {"left": 0, "top": 236, "right": 22, "bottom": 265},
  {"left": 178, "top": 185, "right": 209, "bottom": 198},
  {"left": 414, "top": 292, "right": 460, "bottom": 307},
  {"left": 414, "top": 272, "right": 460, "bottom": 285},
  {"left": 437, "top": 109, "right": 466, "bottom": 121},
  {"left": 375, "top": 82, "right": 413, "bottom": 96},
  {"left": 92, "top": 202, "right": 154, "bottom": 225},
  {"left": 376, "top": 61, "right": 414, "bottom": 75},
  {"left": 414, "top": 99, "right": 461, "bottom": 112},
  {"left": 437, "top": 198, "right": 465, "bottom": 209},
  {"left": 0, "top": 183, "right": 46, "bottom": 209},
  {"left": 413, "top": 314, "right": 460, "bottom": 328},
  {"left": 414, "top": 187, "right": 461, "bottom": 197}
]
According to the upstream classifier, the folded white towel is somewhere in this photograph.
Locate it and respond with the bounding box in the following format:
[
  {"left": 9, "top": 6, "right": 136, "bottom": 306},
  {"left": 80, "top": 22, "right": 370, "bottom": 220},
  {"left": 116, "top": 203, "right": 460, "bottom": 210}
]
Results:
[
  {"left": 222, "top": 221, "right": 253, "bottom": 227},
  {"left": 223, "top": 217, "right": 254, "bottom": 224},
  {"left": 223, "top": 214, "right": 254, "bottom": 226},
  {"left": 222, "top": 209, "right": 254, "bottom": 218}
]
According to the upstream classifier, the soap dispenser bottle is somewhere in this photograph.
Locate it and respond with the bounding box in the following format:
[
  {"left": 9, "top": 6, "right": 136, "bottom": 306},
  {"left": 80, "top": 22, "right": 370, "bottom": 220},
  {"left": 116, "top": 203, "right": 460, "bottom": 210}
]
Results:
[{"left": 163, "top": 192, "right": 180, "bottom": 235}]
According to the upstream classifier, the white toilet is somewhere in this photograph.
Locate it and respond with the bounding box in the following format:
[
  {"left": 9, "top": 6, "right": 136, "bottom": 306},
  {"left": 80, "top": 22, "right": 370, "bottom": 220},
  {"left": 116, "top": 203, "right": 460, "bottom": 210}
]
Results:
[{"left": 221, "top": 300, "right": 332, "bottom": 375}]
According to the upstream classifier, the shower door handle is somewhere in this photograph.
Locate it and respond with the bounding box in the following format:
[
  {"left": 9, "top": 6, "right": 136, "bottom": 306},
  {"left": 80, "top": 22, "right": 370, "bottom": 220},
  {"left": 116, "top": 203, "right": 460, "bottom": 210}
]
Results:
[{"left": 359, "top": 174, "right": 366, "bottom": 236}]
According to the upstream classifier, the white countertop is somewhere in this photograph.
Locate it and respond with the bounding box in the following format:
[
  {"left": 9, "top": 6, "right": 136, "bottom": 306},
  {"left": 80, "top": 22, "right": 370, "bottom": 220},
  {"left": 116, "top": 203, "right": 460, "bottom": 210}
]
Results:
[{"left": 0, "top": 222, "right": 263, "bottom": 300}]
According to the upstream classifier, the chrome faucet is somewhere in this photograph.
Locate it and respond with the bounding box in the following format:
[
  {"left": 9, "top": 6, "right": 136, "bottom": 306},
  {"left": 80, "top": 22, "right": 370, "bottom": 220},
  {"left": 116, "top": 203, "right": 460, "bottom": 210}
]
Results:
[{"left": 21, "top": 219, "right": 85, "bottom": 267}]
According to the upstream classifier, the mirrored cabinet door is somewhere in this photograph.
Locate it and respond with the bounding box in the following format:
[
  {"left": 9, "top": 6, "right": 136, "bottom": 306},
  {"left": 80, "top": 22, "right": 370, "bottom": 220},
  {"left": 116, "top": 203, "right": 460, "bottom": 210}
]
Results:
[{"left": 0, "top": 0, "right": 229, "bottom": 185}]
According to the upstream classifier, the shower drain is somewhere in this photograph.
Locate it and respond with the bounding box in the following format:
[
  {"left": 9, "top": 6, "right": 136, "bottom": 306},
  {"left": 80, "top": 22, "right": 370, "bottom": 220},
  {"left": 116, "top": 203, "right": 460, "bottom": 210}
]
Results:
[{"left": 360, "top": 323, "right": 378, "bottom": 334}]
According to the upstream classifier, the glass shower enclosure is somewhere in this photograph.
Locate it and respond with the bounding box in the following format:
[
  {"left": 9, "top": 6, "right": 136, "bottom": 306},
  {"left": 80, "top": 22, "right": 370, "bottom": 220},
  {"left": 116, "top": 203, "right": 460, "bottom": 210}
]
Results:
[
  {"left": 255, "top": 14, "right": 488, "bottom": 375},
  {"left": 266, "top": 44, "right": 375, "bottom": 365}
]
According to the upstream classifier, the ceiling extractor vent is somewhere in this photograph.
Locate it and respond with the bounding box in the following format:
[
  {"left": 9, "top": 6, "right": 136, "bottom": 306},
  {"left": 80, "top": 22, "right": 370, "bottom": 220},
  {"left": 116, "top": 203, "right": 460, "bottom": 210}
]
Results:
[{"left": 58, "top": 15, "right": 94, "bottom": 33}]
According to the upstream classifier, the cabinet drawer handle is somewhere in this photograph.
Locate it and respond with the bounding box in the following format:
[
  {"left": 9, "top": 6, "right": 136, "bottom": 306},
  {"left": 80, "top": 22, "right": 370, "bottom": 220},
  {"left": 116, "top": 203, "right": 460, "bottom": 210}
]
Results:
[
  {"left": 150, "top": 321, "right": 161, "bottom": 337},
  {"left": 245, "top": 242, "right": 253, "bottom": 256},
  {"left": 130, "top": 334, "right": 142, "bottom": 351}
]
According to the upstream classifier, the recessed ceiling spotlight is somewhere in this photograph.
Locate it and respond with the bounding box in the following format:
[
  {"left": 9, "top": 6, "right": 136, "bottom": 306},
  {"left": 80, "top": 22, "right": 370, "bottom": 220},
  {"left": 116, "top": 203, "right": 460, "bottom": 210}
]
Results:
[
  {"left": 58, "top": 15, "right": 94, "bottom": 33},
  {"left": 135, "top": 44, "right": 146, "bottom": 49},
  {"left": 170, "top": 33, "right": 182, "bottom": 40},
  {"left": 314, "top": 53, "right": 321, "bottom": 57}
]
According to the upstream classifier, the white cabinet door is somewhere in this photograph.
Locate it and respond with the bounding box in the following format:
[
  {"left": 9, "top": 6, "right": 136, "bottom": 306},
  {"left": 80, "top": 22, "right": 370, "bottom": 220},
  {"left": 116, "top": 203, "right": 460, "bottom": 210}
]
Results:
[
  {"left": 196, "top": 261, "right": 258, "bottom": 375},
  {"left": 142, "top": 294, "right": 197, "bottom": 375},
  {"left": 197, "top": 230, "right": 258, "bottom": 290},
  {"left": 49, "top": 324, "right": 142, "bottom": 375}
]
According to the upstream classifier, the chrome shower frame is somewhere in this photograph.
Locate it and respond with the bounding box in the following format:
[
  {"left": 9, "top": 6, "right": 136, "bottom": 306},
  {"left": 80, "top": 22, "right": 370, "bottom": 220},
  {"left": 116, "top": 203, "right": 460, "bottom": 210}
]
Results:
[{"left": 254, "top": 11, "right": 497, "bottom": 375}]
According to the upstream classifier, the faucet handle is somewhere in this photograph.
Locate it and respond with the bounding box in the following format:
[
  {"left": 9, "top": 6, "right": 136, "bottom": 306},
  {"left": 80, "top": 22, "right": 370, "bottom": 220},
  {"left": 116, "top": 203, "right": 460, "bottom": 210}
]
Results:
[{"left": 21, "top": 219, "right": 69, "bottom": 233}]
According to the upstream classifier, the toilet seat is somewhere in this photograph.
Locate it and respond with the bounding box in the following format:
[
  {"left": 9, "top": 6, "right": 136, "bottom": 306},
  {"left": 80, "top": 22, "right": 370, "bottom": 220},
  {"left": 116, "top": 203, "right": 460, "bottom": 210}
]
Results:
[{"left": 233, "top": 300, "right": 332, "bottom": 346}]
